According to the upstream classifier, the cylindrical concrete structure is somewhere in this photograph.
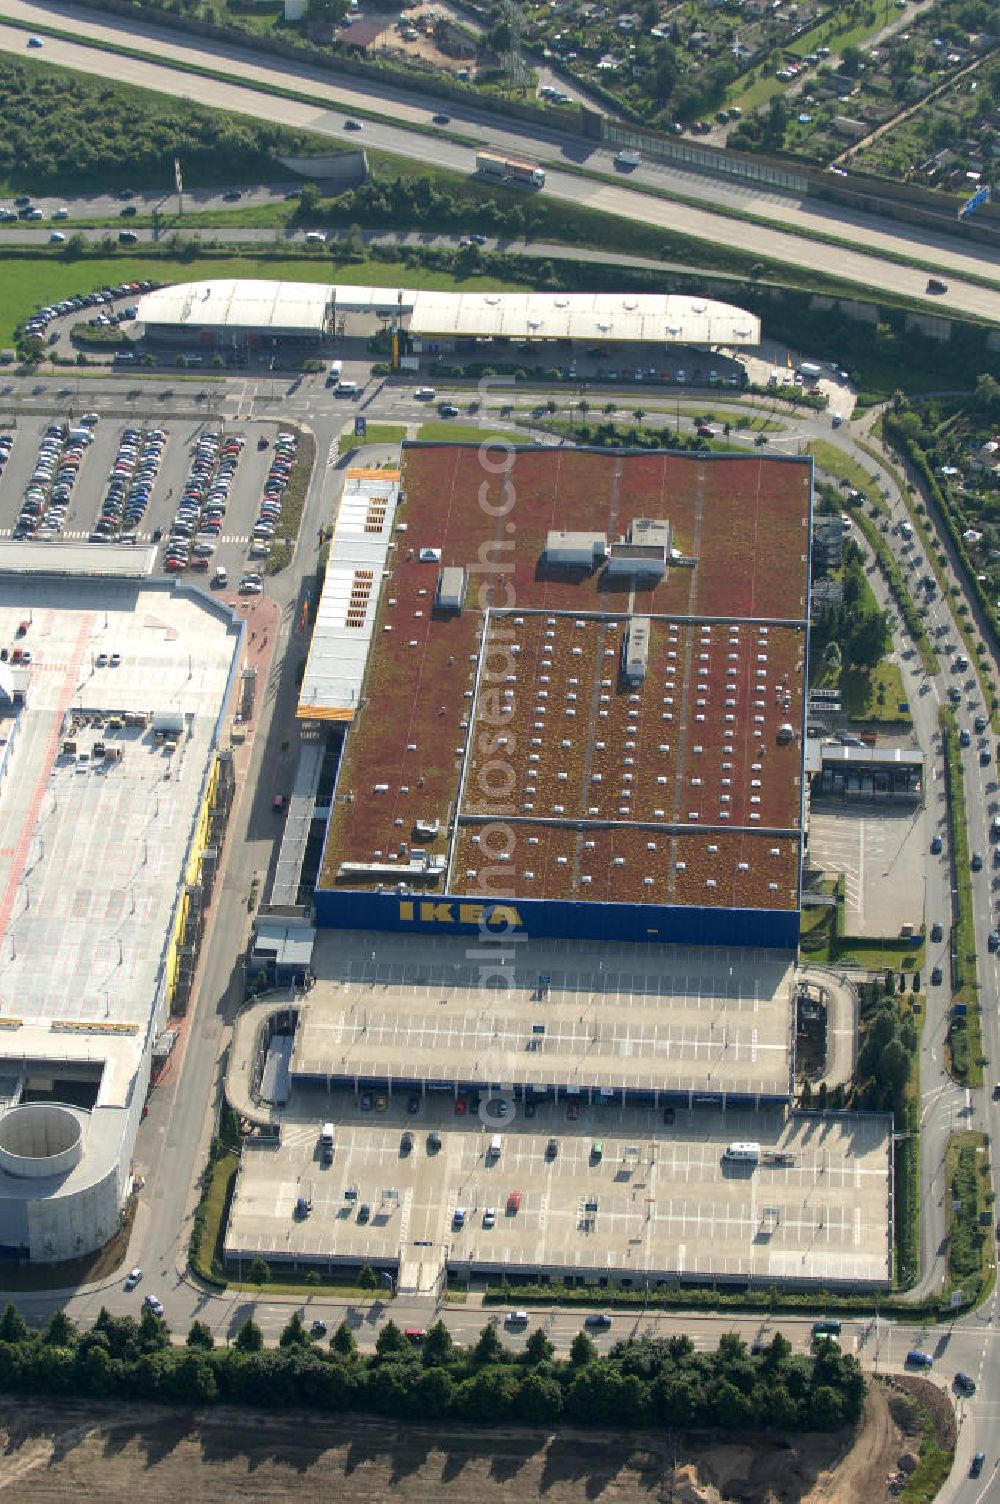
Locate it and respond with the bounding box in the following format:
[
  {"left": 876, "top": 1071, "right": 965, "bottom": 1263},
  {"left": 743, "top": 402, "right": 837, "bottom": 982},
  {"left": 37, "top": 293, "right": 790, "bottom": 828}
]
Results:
[{"left": 0, "top": 1104, "right": 83, "bottom": 1178}]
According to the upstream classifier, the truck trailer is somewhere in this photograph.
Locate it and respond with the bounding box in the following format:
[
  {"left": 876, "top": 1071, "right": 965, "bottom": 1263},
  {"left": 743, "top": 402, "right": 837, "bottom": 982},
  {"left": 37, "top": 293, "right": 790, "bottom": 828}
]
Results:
[{"left": 475, "top": 150, "right": 545, "bottom": 189}]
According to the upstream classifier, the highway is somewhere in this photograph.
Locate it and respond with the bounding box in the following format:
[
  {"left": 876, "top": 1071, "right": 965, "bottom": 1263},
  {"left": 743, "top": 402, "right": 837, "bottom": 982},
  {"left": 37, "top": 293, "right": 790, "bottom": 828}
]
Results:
[
  {"left": 0, "top": 365, "right": 998, "bottom": 1498},
  {"left": 1, "top": 0, "right": 999, "bottom": 318}
]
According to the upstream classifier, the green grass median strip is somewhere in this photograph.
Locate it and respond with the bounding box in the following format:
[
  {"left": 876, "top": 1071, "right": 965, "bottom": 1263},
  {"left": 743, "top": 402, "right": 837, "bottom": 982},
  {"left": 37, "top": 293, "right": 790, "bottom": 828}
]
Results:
[
  {"left": 851, "top": 509, "right": 938, "bottom": 676},
  {"left": 940, "top": 707, "right": 983, "bottom": 1088},
  {"left": 944, "top": 1130, "right": 994, "bottom": 1308}
]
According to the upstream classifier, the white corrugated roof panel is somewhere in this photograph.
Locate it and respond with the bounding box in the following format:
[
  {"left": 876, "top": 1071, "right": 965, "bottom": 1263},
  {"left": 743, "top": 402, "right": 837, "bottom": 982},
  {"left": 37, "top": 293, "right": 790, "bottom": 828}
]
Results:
[
  {"left": 139, "top": 279, "right": 758, "bottom": 347},
  {"left": 138, "top": 279, "right": 331, "bottom": 334},
  {"left": 297, "top": 469, "right": 401, "bottom": 720},
  {"left": 405, "top": 290, "right": 760, "bottom": 346}
]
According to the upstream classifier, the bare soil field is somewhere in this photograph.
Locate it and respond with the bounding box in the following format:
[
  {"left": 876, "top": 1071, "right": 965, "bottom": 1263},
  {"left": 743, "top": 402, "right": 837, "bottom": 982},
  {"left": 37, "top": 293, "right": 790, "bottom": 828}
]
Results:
[{"left": 0, "top": 1380, "right": 947, "bottom": 1504}]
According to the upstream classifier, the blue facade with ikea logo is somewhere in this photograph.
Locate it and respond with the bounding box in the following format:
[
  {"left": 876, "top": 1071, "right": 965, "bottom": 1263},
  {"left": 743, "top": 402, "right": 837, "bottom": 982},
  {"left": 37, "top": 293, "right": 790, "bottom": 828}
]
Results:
[{"left": 312, "top": 886, "right": 800, "bottom": 949}]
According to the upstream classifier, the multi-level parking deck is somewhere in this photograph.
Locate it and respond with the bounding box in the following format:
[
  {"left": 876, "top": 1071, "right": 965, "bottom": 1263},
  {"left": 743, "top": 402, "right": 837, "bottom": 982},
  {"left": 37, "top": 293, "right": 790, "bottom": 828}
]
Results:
[
  {"left": 293, "top": 930, "right": 794, "bottom": 1103},
  {"left": 224, "top": 1087, "right": 892, "bottom": 1292}
]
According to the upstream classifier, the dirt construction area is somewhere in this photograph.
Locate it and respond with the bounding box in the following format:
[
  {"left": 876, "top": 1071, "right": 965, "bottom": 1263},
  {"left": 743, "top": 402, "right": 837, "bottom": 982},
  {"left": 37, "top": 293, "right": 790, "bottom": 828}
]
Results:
[{"left": 0, "top": 1379, "right": 952, "bottom": 1504}]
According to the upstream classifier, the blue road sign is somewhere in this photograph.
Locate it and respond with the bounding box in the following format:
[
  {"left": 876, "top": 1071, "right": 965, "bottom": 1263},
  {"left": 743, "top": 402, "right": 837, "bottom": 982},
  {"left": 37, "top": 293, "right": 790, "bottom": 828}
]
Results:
[{"left": 959, "top": 185, "right": 991, "bottom": 220}]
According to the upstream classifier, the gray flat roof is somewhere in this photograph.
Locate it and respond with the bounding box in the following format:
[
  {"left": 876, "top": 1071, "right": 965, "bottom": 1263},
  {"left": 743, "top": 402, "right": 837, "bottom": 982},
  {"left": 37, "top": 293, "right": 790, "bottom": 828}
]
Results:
[
  {"left": 820, "top": 744, "right": 924, "bottom": 767},
  {"left": 225, "top": 1091, "right": 892, "bottom": 1288},
  {"left": 0, "top": 541, "right": 157, "bottom": 577},
  {"left": 294, "top": 931, "right": 794, "bottom": 1100},
  {"left": 252, "top": 919, "right": 316, "bottom": 969},
  {"left": 0, "top": 576, "right": 240, "bottom": 1081}
]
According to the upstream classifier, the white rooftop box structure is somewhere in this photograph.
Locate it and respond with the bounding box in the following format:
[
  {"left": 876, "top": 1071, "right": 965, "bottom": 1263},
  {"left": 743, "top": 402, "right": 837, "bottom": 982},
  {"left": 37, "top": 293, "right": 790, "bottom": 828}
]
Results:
[{"left": 545, "top": 531, "right": 608, "bottom": 569}]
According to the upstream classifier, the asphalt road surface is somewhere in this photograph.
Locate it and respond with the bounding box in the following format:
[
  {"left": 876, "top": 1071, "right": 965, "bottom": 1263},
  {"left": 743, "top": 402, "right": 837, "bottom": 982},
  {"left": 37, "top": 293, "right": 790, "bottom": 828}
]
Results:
[{"left": 0, "top": 1, "right": 999, "bottom": 318}]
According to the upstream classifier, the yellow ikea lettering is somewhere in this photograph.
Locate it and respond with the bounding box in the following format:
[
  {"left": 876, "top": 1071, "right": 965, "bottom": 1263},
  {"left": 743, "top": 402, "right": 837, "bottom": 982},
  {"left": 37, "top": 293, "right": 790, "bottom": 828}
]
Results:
[
  {"left": 398, "top": 901, "right": 523, "bottom": 928},
  {"left": 420, "top": 902, "right": 456, "bottom": 922}
]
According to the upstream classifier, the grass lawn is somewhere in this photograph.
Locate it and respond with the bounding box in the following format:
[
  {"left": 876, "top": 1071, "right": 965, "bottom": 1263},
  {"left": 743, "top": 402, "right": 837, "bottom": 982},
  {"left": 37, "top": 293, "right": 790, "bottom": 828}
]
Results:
[
  {"left": 338, "top": 422, "right": 407, "bottom": 454},
  {"left": 941, "top": 708, "right": 982, "bottom": 1087},
  {"left": 0, "top": 250, "right": 519, "bottom": 348},
  {"left": 828, "top": 937, "right": 924, "bottom": 971},
  {"left": 944, "top": 1130, "right": 994, "bottom": 1308},
  {"left": 789, "top": 7, "right": 900, "bottom": 61},
  {"left": 417, "top": 422, "right": 524, "bottom": 444},
  {"left": 843, "top": 661, "right": 913, "bottom": 723},
  {"left": 806, "top": 439, "right": 878, "bottom": 495},
  {"left": 189, "top": 1147, "right": 240, "bottom": 1284}
]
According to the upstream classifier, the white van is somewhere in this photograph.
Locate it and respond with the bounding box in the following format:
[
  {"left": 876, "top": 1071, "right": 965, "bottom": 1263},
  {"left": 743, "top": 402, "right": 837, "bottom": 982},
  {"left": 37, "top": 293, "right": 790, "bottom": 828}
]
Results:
[
  {"left": 723, "top": 1141, "right": 761, "bottom": 1164},
  {"left": 67, "top": 427, "right": 94, "bottom": 445},
  {"left": 488, "top": 1133, "right": 502, "bottom": 1158},
  {"left": 328, "top": 359, "right": 342, "bottom": 385},
  {"left": 304, "top": 230, "right": 326, "bottom": 245},
  {"left": 335, "top": 380, "right": 359, "bottom": 397}
]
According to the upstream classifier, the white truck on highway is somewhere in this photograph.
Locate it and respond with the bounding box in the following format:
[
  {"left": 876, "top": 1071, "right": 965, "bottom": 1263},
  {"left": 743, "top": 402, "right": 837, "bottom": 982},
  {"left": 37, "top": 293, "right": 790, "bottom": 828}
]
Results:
[{"left": 475, "top": 150, "right": 545, "bottom": 189}]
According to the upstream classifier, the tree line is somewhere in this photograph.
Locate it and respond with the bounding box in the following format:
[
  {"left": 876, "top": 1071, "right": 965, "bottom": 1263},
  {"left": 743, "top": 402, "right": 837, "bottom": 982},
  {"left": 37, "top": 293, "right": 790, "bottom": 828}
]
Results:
[
  {"left": 0, "top": 59, "right": 319, "bottom": 190},
  {"left": 0, "top": 1303, "right": 865, "bottom": 1431}
]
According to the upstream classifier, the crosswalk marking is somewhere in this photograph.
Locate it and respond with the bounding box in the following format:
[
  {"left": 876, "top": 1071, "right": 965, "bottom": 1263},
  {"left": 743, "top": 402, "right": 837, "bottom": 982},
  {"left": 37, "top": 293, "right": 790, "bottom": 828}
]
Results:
[{"left": 0, "top": 528, "right": 254, "bottom": 545}]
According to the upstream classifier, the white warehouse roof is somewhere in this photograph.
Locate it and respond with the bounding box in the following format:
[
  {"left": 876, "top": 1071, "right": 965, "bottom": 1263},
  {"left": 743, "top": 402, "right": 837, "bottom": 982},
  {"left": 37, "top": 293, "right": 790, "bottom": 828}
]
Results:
[
  {"left": 138, "top": 279, "right": 332, "bottom": 334},
  {"left": 403, "top": 289, "right": 760, "bottom": 346},
  {"left": 137, "top": 280, "right": 759, "bottom": 348}
]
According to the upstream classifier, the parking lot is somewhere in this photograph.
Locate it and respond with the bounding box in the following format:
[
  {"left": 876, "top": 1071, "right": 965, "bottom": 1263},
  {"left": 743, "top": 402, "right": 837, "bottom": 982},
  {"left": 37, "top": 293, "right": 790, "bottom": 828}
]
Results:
[
  {"left": 296, "top": 931, "right": 796, "bottom": 1101},
  {"left": 0, "top": 410, "right": 301, "bottom": 588},
  {"left": 808, "top": 807, "right": 928, "bottom": 936},
  {"left": 224, "top": 1087, "right": 892, "bottom": 1291}
]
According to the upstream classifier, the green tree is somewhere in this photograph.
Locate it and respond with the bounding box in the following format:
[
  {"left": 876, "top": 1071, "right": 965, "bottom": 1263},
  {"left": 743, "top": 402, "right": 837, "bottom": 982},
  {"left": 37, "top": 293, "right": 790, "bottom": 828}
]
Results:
[
  {"left": 331, "top": 1321, "right": 358, "bottom": 1358},
  {"left": 375, "top": 1320, "right": 409, "bottom": 1357},
  {"left": 569, "top": 1330, "right": 597, "bottom": 1366},
  {"left": 138, "top": 1307, "right": 170, "bottom": 1351},
  {"left": 0, "top": 1303, "right": 29, "bottom": 1344},
  {"left": 845, "top": 610, "right": 890, "bottom": 670},
  {"left": 524, "top": 1326, "right": 554, "bottom": 1365},
  {"left": 422, "top": 1319, "right": 453, "bottom": 1366},
  {"left": 473, "top": 1322, "right": 505, "bottom": 1365},
  {"left": 487, "top": 18, "right": 513, "bottom": 52},
  {"left": 515, "top": 1369, "right": 563, "bottom": 1419},
  {"left": 415, "top": 1363, "right": 454, "bottom": 1416},
  {"left": 975, "top": 373, "right": 1000, "bottom": 419},
  {"left": 760, "top": 1330, "right": 792, "bottom": 1372},
  {"left": 357, "top": 1264, "right": 380, "bottom": 1290},
  {"left": 298, "top": 183, "right": 320, "bottom": 216},
  {"left": 41, "top": 1310, "right": 77, "bottom": 1346},
  {"left": 186, "top": 1320, "right": 214, "bottom": 1350},
  {"left": 877, "top": 1037, "right": 911, "bottom": 1098},
  {"left": 248, "top": 1257, "right": 270, "bottom": 1285},
  {"left": 306, "top": 0, "right": 349, "bottom": 23},
  {"left": 279, "top": 1311, "right": 310, "bottom": 1349},
  {"left": 807, "top": 1382, "right": 845, "bottom": 1429},
  {"left": 166, "top": 1351, "right": 217, "bottom": 1404},
  {"left": 234, "top": 1317, "right": 263, "bottom": 1353}
]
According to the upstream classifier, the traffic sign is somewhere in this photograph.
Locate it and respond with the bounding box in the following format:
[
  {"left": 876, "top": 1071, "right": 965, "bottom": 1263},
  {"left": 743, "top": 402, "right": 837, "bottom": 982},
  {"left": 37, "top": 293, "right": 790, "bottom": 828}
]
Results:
[{"left": 959, "top": 185, "right": 991, "bottom": 220}]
